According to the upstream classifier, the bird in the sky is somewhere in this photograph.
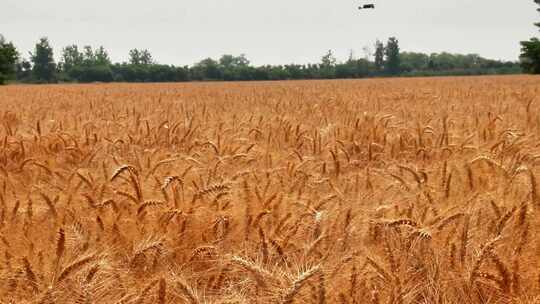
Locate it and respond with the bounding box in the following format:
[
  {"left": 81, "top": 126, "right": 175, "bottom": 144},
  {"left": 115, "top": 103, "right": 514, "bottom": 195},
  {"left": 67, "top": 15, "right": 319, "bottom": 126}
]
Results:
[{"left": 359, "top": 4, "right": 375, "bottom": 9}]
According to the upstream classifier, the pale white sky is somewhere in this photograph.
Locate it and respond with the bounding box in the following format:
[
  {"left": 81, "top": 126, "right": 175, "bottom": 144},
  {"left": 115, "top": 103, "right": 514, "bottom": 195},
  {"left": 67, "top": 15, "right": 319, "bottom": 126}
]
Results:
[{"left": 1, "top": 0, "right": 539, "bottom": 65}]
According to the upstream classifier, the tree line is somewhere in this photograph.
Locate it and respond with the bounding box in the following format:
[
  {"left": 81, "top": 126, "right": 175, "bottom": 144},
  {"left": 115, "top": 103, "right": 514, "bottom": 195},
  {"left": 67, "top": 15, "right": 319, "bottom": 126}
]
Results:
[{"left": 0, "top": 34, "right": 530, "bottom": 85}]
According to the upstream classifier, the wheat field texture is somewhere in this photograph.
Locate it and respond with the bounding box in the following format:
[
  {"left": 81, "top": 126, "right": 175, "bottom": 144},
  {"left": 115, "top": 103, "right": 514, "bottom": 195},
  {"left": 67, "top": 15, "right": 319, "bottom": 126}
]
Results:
[{"left": 0, "top": 76, "right": 539, "bottom": 304}]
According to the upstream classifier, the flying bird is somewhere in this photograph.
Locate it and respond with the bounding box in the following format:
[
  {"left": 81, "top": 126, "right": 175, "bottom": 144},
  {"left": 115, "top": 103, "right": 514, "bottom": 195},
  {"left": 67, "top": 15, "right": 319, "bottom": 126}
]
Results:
[{"left": 359, "top": 4, "right": 375, "bottom": 9}]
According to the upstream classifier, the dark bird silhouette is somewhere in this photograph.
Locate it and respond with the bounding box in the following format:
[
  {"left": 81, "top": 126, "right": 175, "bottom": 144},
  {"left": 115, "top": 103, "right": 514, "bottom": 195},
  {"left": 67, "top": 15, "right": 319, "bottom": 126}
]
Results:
[{"left": 359, "top": 4, "right": 375, "bottom": 9}]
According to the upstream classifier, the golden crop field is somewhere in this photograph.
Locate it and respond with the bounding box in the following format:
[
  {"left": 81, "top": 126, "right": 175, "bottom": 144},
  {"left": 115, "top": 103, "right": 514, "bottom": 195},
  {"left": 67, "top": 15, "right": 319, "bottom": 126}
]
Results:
[{"left": 0, "top": 76, "right": 539, "bottom": 304}]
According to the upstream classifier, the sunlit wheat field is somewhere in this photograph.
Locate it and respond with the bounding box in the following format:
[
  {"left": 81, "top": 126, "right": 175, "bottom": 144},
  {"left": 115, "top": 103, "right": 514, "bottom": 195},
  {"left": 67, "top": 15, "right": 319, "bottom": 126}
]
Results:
[{"left": 0, "top": 76, "right": 539, "bottom": 303}]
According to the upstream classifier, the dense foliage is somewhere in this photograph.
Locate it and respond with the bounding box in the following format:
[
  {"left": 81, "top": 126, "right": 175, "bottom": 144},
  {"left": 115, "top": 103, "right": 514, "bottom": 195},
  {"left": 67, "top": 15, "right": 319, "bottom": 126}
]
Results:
[
  {"left": 30, "top": 38, "right": 57, "bottom": 83},
  {"left": 0, "top": 35, "right": 19, "bottom": 84},
  {"left": 520, "top": 0, "right": 540, "bottom": 74},
  {"left": 0, "top": 36, "right": 523, "bottom": 84}
]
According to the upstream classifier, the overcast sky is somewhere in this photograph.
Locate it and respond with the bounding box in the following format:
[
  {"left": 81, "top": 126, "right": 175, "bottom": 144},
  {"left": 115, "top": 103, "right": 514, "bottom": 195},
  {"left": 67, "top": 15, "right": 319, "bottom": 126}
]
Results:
[{"left": 2, "top": 0, "right": 539, "bottom": 65}]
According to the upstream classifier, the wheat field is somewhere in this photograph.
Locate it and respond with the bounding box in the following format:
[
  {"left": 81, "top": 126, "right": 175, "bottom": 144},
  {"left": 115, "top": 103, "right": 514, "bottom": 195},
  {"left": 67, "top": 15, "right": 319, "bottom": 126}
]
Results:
[{"left": 0, "top": 76, "right": 539, "bottom": 303}]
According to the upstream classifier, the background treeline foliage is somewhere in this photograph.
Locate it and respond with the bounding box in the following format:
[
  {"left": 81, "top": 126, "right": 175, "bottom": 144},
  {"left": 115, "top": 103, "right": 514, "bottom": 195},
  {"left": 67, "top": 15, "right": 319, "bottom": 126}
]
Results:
[
  {"left": 519, "top": 0, "right": 540, "bottom": 73},
  {"left": 0, "top": 35, "right": 527, "bottom": 84},
  {"left": 0, "top": 35, "right": 19, "bottom": 84}
]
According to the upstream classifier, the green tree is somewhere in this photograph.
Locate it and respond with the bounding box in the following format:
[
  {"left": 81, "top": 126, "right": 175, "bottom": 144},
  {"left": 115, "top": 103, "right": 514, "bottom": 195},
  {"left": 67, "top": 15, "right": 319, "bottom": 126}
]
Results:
[
  {"left": 520, "top": 0, "right": 540, "bottom": 73},
  {"left": 83, "top": 46, "right": 95, "bottom": 65},
  {"left": 140, "top": 50, "right": 153, "bottom": 65},
  {"left": 81, "top": 46, "right": 111, "bottom": 66},
  {"left": 129, "top": 49, "right": 153, "bottom": 65},
  {"left": 60, "top": 45, "right": 113, "bottom": 82},
  {"left": 219, "top": 54, "right": 250, "bottom": 80},
  {"left": 95, "top": 46, "right": 111, "bottom": 65},
  {"left": 192, "top": 58, "right": 221, "bottom": 80},
  {"left": 0, "top": 35, "right": 19, "bottom": 84},
  {"left": 128, "top": 49, "right": 141, "bottom": 65},
  {"left": 219, "top": 54, "right": 249, "bottom": 68},
  {"left": 521, "top": 39, "right": 540, "bottom": 73},
  {"left": 384, "top": 37, "right": 400, "bottom": 75},
  {"left": 16, "top": 59, "right": 32, "bottom": 81},
  {"left": 321, "top": 50, "right": 337, "bottom": 67},
  {"left": 399, "top": 52, "right": 429, "bottom": 72},
  {"left": 320, "top": 50, "right": 337, "bottom": 78},
  {"left": 30, "top": 37, "right": 56, "bottom": 83},
  {"left": 61, "top": 45, "right": 84, "bottom": 72},
  {"left": 374, "top": 40, "right": 385, "bottom": 72}
]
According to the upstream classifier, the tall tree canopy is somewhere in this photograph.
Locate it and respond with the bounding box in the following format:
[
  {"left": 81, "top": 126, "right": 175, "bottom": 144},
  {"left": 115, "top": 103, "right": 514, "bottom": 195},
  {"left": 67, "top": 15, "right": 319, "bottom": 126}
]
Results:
[
  {"left": 384, "top": 37, "right": 401, "bottom": 75},
  {"left": 60, "top": 45, "right": 113, "bottom": 82},
  {"left": 520, "top": 0, "right": 540, "bottom": 73},
  {"left": 192, "top": 58, "right": 221, "bottom": 80},
  {"left": 30, "top": 37, "right": 56, "bottom": 83},
  {"left": 61, "top": 45, "right": 84, "bottom": 71},
  {"left": 129, "top": 49, "right": 153, "bottom": 65},
  {"left": 320, "top": 50, "right": 337, "bottom": 78},
  {"left": 219, "top": 54, "right": 249, "bottom": 68},
  {"left": 374, "top": 40, "right": 385, "bottom": 72},
  {"left": 0, "top": 35, "right": 19, "bottom": 85}
]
